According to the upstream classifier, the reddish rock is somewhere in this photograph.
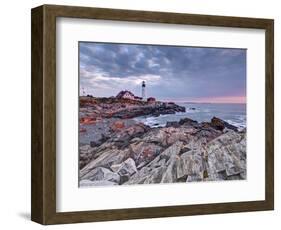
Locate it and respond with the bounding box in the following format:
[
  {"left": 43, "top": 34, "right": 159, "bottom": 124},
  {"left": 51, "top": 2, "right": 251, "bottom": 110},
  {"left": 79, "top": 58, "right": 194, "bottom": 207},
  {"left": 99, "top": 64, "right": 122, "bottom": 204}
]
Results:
[
  {"left": 126, "top": 124, "right": 145, "bottom": 136},
  {"left": 147, "top": 97, "right": 156, "bottom": 104},
  {"left": 95, "top": 117, "right": 102, "bottom": 122},
  {"left": 129, "top": 142, "right": 162, "bottom": 166},
  {"left": 80, "top": 128, "right": 87, "bottom": 133},
  {"left": 111, "top": 121, "right": 125, "bottom": 131},
  {"left": 201, "top": 122, "right": 211, "bottom": 128},
  {"left": 104, "top": 112, "right": 113, "bottom": 118},
  {"left": 80, "top": 97, "right": 97, "bottom": 107},
  {"left": 80, "top": 117, "right": 96, "bottom": 125},
  {"left": 142, "top": 147, "right": 154, "bottom": 159}
]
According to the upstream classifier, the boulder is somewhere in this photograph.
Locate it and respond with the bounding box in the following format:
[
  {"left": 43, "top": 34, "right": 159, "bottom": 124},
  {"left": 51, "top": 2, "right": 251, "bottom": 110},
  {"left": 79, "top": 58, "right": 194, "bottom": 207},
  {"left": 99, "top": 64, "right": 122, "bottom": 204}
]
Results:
[
  {"left": 210, "top": 117, "right": 238, "bottom": 132},
  {"left": 166, "top": 121, "right": 180, "bottom": 128},
  {"left": 179, "top": 117, "right": 198, "bottom": 126},
  {"left": 210, "top": 117, "right": 225, "bottom": 131}
]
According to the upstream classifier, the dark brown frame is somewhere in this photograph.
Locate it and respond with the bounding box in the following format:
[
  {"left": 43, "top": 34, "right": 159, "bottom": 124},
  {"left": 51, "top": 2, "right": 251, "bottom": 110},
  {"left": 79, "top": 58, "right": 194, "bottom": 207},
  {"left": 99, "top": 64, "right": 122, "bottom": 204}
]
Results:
[{"left": 31, "top": 4, "right": 274, "bottom": 225}]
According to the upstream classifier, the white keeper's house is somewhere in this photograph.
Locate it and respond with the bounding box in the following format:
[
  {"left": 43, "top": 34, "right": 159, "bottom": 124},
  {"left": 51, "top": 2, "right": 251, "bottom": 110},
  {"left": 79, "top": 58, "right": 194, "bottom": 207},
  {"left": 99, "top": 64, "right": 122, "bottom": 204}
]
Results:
[{"left": 116, "top": 90, "right": 142, "bottom": 100}]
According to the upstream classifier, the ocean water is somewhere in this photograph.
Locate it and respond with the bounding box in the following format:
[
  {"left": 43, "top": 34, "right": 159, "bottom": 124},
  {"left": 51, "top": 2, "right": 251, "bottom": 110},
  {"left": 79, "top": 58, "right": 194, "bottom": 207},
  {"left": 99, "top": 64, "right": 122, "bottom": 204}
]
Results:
[{"left": 134, "top": 103, "right": 246, "bottom": 130}]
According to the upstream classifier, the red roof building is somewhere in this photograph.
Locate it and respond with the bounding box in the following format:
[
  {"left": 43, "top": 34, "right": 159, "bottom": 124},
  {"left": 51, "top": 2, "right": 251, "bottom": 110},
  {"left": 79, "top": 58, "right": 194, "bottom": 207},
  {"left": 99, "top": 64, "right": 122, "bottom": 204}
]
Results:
[
  {"left": 147, "top": 97, "right": 156, "bottom": 103},
  {"left": 116, "top": 90, "right": 142, "bottom": 100}
]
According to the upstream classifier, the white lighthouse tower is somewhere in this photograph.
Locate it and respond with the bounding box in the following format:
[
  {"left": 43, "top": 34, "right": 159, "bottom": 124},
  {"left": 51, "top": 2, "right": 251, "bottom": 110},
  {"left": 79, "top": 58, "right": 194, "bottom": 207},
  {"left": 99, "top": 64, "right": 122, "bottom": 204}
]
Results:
[{"left": 142, "top": 81, "right": 146, "bottom": 101}]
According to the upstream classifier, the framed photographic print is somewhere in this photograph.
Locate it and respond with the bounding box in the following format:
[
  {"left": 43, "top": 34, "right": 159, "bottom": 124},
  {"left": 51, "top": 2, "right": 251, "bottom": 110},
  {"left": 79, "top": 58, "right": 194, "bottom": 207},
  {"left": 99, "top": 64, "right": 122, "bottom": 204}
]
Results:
[{"left": 31, "top": 4, "right": 274, "bottom": 225}]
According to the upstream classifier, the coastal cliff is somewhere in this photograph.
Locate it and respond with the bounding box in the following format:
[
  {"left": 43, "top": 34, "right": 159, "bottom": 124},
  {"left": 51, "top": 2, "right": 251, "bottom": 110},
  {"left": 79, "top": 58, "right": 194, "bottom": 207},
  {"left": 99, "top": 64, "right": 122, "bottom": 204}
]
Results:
[{"left": 80, "top": 96, "right": 185, "bottom": 121}]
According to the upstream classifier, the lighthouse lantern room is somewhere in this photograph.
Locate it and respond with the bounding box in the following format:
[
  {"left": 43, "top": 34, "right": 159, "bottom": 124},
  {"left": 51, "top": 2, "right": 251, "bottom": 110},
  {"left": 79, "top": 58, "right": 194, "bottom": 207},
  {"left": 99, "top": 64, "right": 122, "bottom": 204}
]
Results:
[{"left": 142, "top": 81, "right": 146, "bottom": 101}]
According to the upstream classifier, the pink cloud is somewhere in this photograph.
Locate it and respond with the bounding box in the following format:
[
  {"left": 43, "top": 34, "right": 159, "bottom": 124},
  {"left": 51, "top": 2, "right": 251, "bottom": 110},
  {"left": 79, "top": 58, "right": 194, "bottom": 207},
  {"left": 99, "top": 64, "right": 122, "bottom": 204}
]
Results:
[{"left": 189, "top": 96, "right": 246, "bottom": 104}]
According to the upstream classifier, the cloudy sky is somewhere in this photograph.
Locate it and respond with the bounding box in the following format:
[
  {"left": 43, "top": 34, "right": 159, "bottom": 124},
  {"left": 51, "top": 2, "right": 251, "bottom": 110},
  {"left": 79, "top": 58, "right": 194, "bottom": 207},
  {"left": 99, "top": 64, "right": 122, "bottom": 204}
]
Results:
[{"left": 79, "top": 42, "right": 246, "bottom": 103}]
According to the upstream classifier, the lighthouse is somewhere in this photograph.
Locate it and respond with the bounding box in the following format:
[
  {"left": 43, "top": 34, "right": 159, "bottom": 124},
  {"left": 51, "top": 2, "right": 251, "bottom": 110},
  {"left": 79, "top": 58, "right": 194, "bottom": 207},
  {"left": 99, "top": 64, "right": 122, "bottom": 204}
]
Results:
[{"left": 142, "top": 81, "right": 146, "bottom": 101}]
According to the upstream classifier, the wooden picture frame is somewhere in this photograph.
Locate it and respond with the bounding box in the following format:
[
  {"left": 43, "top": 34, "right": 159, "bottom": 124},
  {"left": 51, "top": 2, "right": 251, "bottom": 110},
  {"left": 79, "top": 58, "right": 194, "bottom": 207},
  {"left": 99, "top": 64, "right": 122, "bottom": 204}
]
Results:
[{"left": 31, "top": 4, "right": 274, "bottom": 225}]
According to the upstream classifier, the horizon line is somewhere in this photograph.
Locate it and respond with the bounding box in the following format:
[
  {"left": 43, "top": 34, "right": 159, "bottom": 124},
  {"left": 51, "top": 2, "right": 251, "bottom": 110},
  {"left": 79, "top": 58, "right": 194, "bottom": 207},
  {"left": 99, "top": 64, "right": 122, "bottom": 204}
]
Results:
[
  {"left": 164, "top": 101, "right": 246, "bottom": 104},
  {"left": 159, "top": 96, "right": 246, "bottom": 104}
]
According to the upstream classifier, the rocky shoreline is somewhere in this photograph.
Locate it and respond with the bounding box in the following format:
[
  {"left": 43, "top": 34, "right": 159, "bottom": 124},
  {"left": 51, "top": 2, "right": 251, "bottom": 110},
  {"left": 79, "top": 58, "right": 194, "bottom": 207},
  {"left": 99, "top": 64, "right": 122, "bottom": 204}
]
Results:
[
  {"left": 80, "top": 96, "right": 185, "bottom": 122},
  {"left": 79, "top": 97, "right": 246, "bottom": 186}
]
